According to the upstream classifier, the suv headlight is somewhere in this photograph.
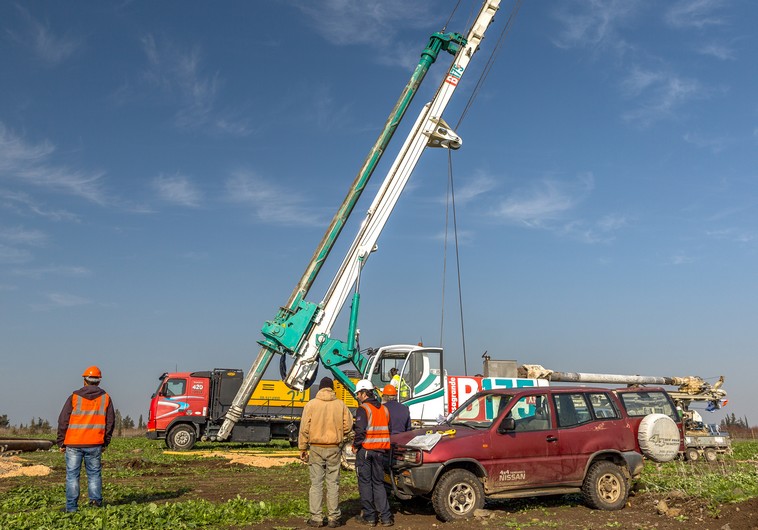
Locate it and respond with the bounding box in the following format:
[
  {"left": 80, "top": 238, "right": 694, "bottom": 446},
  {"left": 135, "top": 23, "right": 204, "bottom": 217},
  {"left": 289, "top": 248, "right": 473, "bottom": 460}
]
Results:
[{"left": 400, "top": 449, "right": 422, "bottom": 465}]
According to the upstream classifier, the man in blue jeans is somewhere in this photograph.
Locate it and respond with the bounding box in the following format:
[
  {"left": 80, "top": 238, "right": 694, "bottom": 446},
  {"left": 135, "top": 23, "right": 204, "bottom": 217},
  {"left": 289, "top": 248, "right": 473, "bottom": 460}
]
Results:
[
  {"left": 56, "top": 366, "right": 115, "bottom": 513},
  {"left": 353, "top": 380, "right": 393, "bottom": 527}
]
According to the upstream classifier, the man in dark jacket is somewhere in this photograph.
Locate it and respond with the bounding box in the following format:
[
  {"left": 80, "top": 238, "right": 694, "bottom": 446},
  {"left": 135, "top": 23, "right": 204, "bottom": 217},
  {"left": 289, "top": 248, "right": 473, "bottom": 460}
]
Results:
[
  {"left": 57, "top": 366, "right": 115, "bottom": 513},
  {"left": 353, "top": 379, "right": 393, "bottom": 527},
  {"left": 381, "top": 385, "right": 411, "bottom": 434}
]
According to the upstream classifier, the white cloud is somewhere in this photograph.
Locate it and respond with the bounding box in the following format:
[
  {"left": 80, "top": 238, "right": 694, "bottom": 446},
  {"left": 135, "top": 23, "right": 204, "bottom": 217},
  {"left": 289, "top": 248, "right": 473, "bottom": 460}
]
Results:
[
  {"left": 491, "top": 174, "right": 626, "bottom": 244},
  {"left": 6, "top": 5, "right": 82, "bottom": 65},
  {"left": 152, "top": 173, "right": 202, "bottom": 207},
  {"left": 295, "top": 0, "right": 432, "bottom": 47},
  {"left": 683, "top": 132, "right": 732, "bottom": 153},
  {"left": 0, "top": 225, "right": 47, "bottom": 246},
  {"left": 224, "top": 170, "right": 324, "bottom": 226},
  {"left": 0, "top": 122, "right": 107, "bottom": 204},
  {"left": 140, "top": 35, "right": 250, "bottom": 135},
  {"left": 697, "top": 42, "right": 736, "bottom": 61},
  {"left": 620, "top": 67, "right": 705, "bottom": 126},
  {"left": 494, "top": 174, "right": 593, "bottom": 227},
  {"left": 0, "top": 225, "right": 46, "bottom": 264},
  {"left": 433, "top": 173, "right": 497, "bottom": 207},
  {"left": 0, "top": 244, "right": 32, "bottom": 264},
  {"left": 706, "top": 227, "right": 757, "bottom": 244},
  {"left": 665, "top": 0, "right": 728, "bottom": 29},
  {"left": 560, "top": 214, "right": 629, "bottom": 244},
  {"left": 31, "top": 292, "right": 92, "bottom": 311},
  {"left": 597, "top": 214, "right": 629, "bottom": 233},
  {"left": 11, "top": 265, "right": 91, "bottom": 279},
  {"left": 432, "top": 228, "right": 474, "bottom": 246},
  {"left": 0, "top": 188, "right": 80, "bottom": 221},
  {"left": 449, "top": 174, "right": 497, "bottom": 206},
  {"left": 669, "top": 253, "right": 697, "bottom": 265},
  {"left": 551, "top": 0, "right": 640, "bottom": 55}
]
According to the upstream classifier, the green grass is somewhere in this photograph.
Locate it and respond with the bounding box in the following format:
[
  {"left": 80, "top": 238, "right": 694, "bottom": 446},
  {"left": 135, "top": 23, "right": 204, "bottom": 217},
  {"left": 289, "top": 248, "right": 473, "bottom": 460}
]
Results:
[
  {"left": 0, "top": 490, "right": 308, "bottom": 530},
  {"left": 4, "top": 437, "right": 757, "bottom": 528},
  {"left": 638, "top": 440, "right": 758, "bottom": 503},
  {"left": 1, "top": 436, "right": 310, "bottom": 529}
]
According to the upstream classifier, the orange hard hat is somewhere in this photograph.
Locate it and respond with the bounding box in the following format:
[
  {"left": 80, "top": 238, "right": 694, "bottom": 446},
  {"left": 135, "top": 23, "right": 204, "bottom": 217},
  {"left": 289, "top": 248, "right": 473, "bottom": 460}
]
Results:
[
  {"left": 82, "top": 366, "right": 102, "bottom": 378},
  {"left": 382, "top": 384, "right": 397, "bottom": 396}
]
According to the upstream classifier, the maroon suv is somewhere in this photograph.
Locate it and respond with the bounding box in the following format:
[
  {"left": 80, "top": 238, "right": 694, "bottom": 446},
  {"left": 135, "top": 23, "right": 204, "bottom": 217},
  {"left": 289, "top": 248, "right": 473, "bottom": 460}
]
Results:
[{"left": 389, "top": 386, "right": 647, "bottom": 521}]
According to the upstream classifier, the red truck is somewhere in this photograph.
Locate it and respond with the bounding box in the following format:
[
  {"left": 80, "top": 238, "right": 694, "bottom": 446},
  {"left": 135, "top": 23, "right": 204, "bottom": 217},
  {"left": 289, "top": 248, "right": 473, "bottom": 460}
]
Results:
[{"left": 146, "top": 369, "right": 303, "bottom": 450}]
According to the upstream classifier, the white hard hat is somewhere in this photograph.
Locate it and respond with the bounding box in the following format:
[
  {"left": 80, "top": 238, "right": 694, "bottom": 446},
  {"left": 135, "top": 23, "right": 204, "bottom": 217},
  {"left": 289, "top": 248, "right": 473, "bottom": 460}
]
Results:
[{"left": 355, "top": 379, "right": 374, "bottom": 393}]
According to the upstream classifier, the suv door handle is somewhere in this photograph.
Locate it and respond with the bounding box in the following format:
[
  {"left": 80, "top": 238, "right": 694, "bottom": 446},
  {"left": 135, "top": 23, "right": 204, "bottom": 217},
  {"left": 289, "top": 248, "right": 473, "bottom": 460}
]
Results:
[{"left": 546, "top": 435, "right": 558, "bottom": 442}]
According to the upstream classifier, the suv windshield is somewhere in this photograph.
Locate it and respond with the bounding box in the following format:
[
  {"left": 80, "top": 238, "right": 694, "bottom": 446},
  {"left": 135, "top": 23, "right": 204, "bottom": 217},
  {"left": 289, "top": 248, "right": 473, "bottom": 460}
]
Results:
[{"left": 449, "top": 393, "right": 512, "bottom": 429}]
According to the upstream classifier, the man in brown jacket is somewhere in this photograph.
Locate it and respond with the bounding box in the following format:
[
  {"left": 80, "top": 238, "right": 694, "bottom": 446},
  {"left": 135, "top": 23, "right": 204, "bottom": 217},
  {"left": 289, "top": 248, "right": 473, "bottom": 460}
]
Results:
[{"left": 299, "top": 377, "right": 354, "bottom": 528}]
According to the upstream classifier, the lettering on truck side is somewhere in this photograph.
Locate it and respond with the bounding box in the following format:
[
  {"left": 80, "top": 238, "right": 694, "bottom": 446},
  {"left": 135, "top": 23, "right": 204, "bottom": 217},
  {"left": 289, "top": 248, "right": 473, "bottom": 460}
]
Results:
[{"left": 499, "top": 469, "right": 526, "bottom": 482}]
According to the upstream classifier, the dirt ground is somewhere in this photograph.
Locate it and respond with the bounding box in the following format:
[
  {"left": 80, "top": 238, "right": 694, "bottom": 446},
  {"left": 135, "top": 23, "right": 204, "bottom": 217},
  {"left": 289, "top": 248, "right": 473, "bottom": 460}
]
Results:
[
  {"left": 184, "top": 450, "right": 758, "bottom": 529},
  {"left": 3, "top": 450, "right": 756, "bottom": 529},
  {"left": 0, "top": 456, "right": 51, "bottom": 478},
  {"left": 241, "top": 494, "right": 758, "bottom": 530}
]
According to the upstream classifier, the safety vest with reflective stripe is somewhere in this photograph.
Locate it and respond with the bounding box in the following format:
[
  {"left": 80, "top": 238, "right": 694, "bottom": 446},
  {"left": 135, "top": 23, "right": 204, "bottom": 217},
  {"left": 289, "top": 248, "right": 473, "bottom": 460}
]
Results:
[
  {"left": 391, "top": 374, "right": 410, "bottom": 399},
  {"left": 63, "top": 393, "right": 109, "bottom": 446},
  {"left": 360, "top": 402, "right": 391, "bottom": 450}
]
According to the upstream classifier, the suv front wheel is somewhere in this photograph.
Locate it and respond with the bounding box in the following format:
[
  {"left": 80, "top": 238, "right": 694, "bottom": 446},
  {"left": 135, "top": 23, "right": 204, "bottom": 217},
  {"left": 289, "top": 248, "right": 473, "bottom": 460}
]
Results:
[
  {"left": 431, "top": 468, "right": 485, "bottom": 521},
  {"left": 582, "top": 461, "right": 628, "bottom": 511}
]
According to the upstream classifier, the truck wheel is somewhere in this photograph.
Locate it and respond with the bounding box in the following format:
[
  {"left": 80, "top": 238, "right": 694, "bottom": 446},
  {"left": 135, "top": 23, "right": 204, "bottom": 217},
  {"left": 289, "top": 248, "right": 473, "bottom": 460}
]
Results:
[
  {"left": 685, "top": 447, "right": 700, "bottom": 462},
  {"left": 582, "top": 461, "right": 628, "bottom": 511},
  {"left": 431, "top": 469, "right": 484, "bottom": 521},
  {"left": 703, "top": 447, "right": 718, "bottom": 462},
  {"left": 167, "top": 424, "right": 196, "bottom": 451}
]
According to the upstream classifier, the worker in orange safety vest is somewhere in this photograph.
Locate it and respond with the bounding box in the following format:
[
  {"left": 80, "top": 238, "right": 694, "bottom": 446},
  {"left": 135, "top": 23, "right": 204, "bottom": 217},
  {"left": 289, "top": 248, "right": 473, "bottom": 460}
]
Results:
[
  {"left": 352, "top": 379, "right": 393, "bottom": 527},
  {"left": 56, "top": 366, "right": 115, "bottom": 513}
]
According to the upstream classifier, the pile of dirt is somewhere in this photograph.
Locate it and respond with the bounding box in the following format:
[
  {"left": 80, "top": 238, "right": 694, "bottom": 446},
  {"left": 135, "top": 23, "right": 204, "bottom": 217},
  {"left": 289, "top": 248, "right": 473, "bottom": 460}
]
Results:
[
  {"left": 195, "top": 451, "right": 301, "bottom": 468},
  {"left": 0, "top": 457, "right": 51, "bottom": 478}
]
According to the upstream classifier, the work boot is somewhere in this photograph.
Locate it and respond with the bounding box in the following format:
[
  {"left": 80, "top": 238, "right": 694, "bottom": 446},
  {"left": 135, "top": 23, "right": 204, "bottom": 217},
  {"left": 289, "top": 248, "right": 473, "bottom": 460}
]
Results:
[
  {"left": 380, "top": 519, "right": 394, "bottom": 527},
  {"left": 327, "top": 518, "right": 341, "bottom": 528},
  {"left": 306, "top": 518, "right": 324, "bottom": 527},
  {"left": 89, "top": 500, "right": 103, "bottom": 508},
  {"left": 354, "top": 515, "right": 377, "bottom": 527}
]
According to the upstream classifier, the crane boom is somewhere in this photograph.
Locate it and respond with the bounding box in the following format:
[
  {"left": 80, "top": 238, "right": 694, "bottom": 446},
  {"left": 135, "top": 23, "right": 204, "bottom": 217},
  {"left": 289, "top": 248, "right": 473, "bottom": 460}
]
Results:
[
  {"left": 217, "top": 0, "right": 502, "bottom": 441},
  {"left": 518, "top": 364, "right": 727, "bottom": 406}
]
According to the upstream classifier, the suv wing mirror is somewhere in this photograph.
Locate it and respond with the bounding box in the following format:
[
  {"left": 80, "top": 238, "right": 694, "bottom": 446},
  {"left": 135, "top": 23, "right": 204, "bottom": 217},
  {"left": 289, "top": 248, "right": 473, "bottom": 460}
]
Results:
[{"left": 498, "top": 417, "right": 516, "bottom": 434}]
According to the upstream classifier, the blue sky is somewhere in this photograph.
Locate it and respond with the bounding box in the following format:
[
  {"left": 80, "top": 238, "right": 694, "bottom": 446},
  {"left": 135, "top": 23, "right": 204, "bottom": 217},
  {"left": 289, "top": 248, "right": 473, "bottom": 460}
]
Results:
[{"left": 1, "top": 0, "right": 756, "bottom": 429}]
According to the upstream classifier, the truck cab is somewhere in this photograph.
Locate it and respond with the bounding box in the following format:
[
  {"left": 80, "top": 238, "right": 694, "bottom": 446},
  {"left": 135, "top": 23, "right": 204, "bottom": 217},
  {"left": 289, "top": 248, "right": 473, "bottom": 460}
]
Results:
[
  {"left": 147, "top": 369, "right": 302, "bottom": 450},
  {"left": 362, "top": 345, "right": 546, "bottom": 425}
]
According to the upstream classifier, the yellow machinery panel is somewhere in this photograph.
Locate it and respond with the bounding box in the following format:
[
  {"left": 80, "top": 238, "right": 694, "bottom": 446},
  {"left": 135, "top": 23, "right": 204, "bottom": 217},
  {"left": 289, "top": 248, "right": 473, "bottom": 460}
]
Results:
[
  {"left": 248, "top": 380, "right": 309, "bottom": 408},
  {"left": 248, "top": 378, "right": 358, "bottom": 409},
  {"left": 335, "top": 379, "right": 359, "bottom": 408}
]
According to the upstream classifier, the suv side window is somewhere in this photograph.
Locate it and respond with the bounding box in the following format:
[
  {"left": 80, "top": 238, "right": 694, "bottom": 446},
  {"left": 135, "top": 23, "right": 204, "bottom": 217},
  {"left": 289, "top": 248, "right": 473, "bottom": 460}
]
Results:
[
  {"left": 553, "top": 393, "right": 593, "bottom": 428},
  {"left": 588, "top": 392, "right": 620, "bottom": 419},
  {"left": 509, "top": 394, "right": 551, "bottom": 431}
]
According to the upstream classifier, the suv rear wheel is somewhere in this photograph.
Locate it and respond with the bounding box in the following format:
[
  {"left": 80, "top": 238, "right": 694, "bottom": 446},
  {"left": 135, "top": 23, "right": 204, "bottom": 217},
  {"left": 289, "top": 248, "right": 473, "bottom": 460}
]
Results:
[
  {"left": 431, "top": 469, "right": 484, "bottom": 521},
  {"left": 582, "top": 461, "right": 628, "bottom": 510}
]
